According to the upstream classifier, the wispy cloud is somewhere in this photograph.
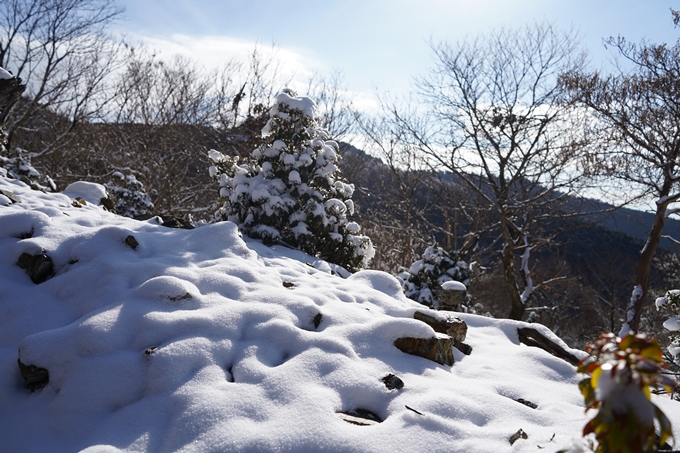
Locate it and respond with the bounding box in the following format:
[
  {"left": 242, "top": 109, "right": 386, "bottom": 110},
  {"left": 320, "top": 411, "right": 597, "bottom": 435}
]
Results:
[{"left": 126, "top": 33, "right": 327, "bottom": 86}]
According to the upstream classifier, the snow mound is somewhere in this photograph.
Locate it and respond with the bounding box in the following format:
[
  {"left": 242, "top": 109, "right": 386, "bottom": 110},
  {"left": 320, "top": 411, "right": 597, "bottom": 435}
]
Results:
[
  {"left": 441, "top": 280, "right": 466, "bottom": 291},
  {"left": 1, "top": 176, "right": 678, "bottom": 453},
  {"left": 63, "top": 181, "right": 108, "bottom": 205}
]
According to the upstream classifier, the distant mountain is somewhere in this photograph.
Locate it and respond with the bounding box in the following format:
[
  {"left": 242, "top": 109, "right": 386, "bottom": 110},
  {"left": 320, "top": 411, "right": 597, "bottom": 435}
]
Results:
[{"left": 338, "top": 141, "right": 680, "bottom": 253}]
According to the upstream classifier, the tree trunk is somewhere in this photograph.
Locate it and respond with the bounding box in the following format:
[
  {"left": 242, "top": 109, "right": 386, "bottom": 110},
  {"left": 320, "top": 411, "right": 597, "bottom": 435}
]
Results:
[
  {"left": 620, "top": 201, "right": 668, "bottom": 335},
  {"left": 499, "top": 213, "right": 526, "bottom": 320},
  {"left": 500, "top": 238, "right": 525, "bottom": 320}
]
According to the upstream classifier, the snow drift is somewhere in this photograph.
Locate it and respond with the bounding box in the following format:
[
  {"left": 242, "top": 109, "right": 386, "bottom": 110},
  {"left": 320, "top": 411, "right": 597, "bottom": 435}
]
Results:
[{"left": 0, "top": 176, "right": 678, "bottom": 452}]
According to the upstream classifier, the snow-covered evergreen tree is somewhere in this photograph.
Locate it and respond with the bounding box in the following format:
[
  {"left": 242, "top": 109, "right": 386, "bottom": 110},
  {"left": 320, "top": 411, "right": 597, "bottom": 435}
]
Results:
[
  {"left": 104, "top": 172, "right": 154, "bottom": 218},
  {"left": 655, "top": 290, "right": 680, "bottom": 366},
  {"left": 0, "top": 146, "right": 56, "bottom": 192},
  {"left": 397, "top": 243, "right": 470, "bottom": 310},
  {"left": 208, "top": 89, "right": 374, "bottom": 272}
]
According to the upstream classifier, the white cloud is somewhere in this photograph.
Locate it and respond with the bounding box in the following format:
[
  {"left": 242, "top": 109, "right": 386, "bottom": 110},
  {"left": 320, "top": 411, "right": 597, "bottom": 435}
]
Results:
[
  {"left": 119, "top": 32, "right": 384, "bottom": 118},
  {"left": 126, "top": 33, "right": 326, "bottom": 90}
]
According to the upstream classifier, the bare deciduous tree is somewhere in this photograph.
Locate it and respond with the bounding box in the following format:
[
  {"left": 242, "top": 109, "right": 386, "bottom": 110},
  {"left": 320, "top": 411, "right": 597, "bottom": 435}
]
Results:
[
  {"left": 356, "top": 104, "right": 478, "bottom": 272},
  {"left": 0, "top": 0, "right": 124, "bottom": 154},
  {"left": 563, "top": 33, "right": 680, "bottom": 334},
  {"left": 382, "top": 23, "right": 594, "bottom": 319},
  {"left": 305, "top": 71, "right": 356, "bottom": 141}
]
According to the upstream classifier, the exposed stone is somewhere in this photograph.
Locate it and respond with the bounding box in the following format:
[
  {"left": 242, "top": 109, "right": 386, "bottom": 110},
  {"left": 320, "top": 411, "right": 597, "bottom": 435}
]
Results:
[
  {"left": 145, "top": 347, "right": 157, "bottom": 355},
  {"left": 337, "top": 408, "right": 382, "bottom": 426},
  {"left": 517, "top": 327, "right": 580, "bottom": 366},
  {"left": 125, "top": 235, "right": 139, "bottom": 250},
  {"left": 312, "top": 313, "right": 322, "bottom": 329},
  {"left": 168, "top": 292, "right": 192, "bottom": 302},
  {"left": 0, "top": 189, "right": 20, "bottom": 203},
  {"left": 15, "top": 228, "right": 33, "bottom": 239},
  {"left": 453, "top": 339, "right": 473, "bottom": 355},
  {"left": 17, "top": 358, "right": 49, "bottom": 391},
  {"left": 134, "top": 214, "right": 195, "bottom": 229},
  {"left": 394, "top": 335, "right": 454, "bottom": 366},
  {"left": 382, "top": 373, "right": 404, "bottom": 390},
  {"left": 413, "top": 311, "right": 467, "bottom": 342},
  {"left": 159, "top": 216, "right": 194, "bottom": 229},
  {"left": 17, "top": 251, "right": 54, "bottom": 284},
  {"left": 516, "top": 398, "right": 538, "bottom": 409},
  {"left": 509, "top": 429, "right": 528, "bottom": 445},
  {"left": 438, "top": 289, "right": 467, "bottom": 311},
  {"left": 282, "top": 281, "right": 294, "bottom": 288},
  {"left": 100, "top": 197, "right": 115, "bottom": 211}
]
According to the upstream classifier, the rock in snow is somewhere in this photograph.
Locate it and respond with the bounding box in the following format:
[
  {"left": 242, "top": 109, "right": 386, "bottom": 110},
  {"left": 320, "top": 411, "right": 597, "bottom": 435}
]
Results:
[{"left": 0, "top": 175, "right": 679, "bottom": 453}]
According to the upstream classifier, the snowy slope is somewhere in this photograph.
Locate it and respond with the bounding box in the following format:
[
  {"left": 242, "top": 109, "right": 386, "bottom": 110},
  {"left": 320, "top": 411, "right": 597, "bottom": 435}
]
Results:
[{"left": 0, "top": 176, "right": 678, "bottom": 453}]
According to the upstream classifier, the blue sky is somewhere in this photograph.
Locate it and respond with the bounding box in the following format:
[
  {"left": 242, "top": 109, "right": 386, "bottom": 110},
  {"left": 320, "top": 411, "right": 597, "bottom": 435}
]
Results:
[{"left": 115, "top": 0, "right": 680, "bottom": 99}]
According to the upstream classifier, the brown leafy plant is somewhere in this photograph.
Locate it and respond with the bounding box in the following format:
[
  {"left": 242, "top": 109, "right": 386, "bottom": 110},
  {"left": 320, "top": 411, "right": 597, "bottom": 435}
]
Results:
[{"left": 577, "top": 333, "right": 676, "bottom": 453}]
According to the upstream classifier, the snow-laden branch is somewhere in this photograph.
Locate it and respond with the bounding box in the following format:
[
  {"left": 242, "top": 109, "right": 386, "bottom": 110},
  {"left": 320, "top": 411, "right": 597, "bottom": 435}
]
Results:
[
  {"left": 519, "top": 237, "right": 533, "bottom": 305},
  {"left": 661, "top": 235, "right": 680, "bottom": 247}
]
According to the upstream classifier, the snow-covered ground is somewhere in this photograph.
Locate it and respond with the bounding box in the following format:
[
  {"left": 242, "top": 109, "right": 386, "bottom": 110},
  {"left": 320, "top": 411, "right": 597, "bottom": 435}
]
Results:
[{"left": 0, "top": 176, "right": 678, "bottom": 453}]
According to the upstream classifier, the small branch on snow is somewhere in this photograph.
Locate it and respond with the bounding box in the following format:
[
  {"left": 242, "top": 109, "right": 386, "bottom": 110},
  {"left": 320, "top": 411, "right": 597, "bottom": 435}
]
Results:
[{"left": 405, "top": 405, "right": 423, "bottom": 416}]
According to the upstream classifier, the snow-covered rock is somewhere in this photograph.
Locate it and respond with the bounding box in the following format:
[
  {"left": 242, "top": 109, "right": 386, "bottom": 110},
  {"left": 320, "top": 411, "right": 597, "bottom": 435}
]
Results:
[
  {"left": 63, "top": 181, "right": 108, "bottom": 206},
  {"left": 441, "top": 280, "right": 467, "bottom": 292}
]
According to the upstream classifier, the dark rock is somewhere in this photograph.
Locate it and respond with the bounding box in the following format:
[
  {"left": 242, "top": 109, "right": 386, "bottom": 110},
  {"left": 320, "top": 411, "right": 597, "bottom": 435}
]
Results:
[
  {"left": 394, "top": 336, "right": 454, "bottom": 366},
  {"left": 438, "top": 289, "right": 467, "bottom": 311},
  {"left": 125, "top": 235, "right": 139, "bottom": 250},
  {"left": 17, "top": 358, "right": 48, "bottom": 391},
  {"left": 17, "top": 251, "right": 54, "bottom": 284},
  {"left": 100, "top": 197, "right": 114, "bottom": 211},
  {"left": 168, "top": 292, "right": 192, "bottom": 301},
  {"left": 158, "top": 215, "right": 194, "bottom": 229},
  {"left": 282, "top": 281, "right": 294, "bottom": 288},
  {"left": 517, "top": 327, "right": 580, "bottom": 366},
  {"left": 145, "top": 347, "right": 157, "bottom": 355},
  {"left": 15, "top": 228, "right": 33, "bottom": 239},
  {"left": 413, "top": 311, "right": 467, "bottom": 342},
  {"left": 509, "top": 429, "right": 528, "bottom": 445},
  {"left": 516, "top": 398, "right": 538, "bottom": 409},
  {"left": 71, "top": 198, "right": 86, "bottom": 207},
  {"left": 382, "top": 373, "right": 404, "bottom": 390},
  {"left": 134, "top": 214, "right": 195, "bottom": 229},
  {"left": 0, "top": 189, "right": 21, "bottom": 203},
  {"left": 453, "top": 339, "right": 473, "bottom": 355},
  {"left": 337, "top": 408, "right": 382, "bottom": 426},
  {"left": 313, "top": 313, "right": 322, "bottom": 329}
]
